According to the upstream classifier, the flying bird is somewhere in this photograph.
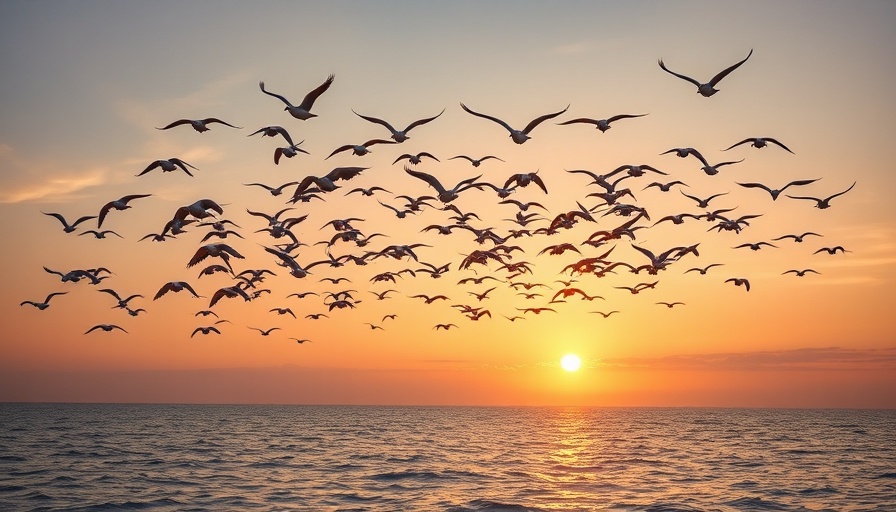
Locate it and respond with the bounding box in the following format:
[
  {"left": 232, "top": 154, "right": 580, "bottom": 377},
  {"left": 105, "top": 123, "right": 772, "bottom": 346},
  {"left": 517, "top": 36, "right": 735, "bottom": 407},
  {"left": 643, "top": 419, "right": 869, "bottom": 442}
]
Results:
[
  {"left": 725, "top": 278, "right": 751, "bottom": 292},
  {"left": 191, "top": 326, "right": 221, "bottom": 337},
  {"left": 772, "top": 232, "right": 822, "bottom": 243},
  {"left": 293, "top": 166, "right": 368, "bottom": 196},
  {"left": 247, "top": 125, "right": 294, "bottom": 146},
  {"left": 326, "top": 139, "right": 395, "bottom": 159},
  {"left": 42, "top": 212, "right": 97, "bottom": 233},
  {"left": 274, "top": 143, "right": 310, "bottom": 164},
  {"left": 783, "top": 269, "right": 821, "bottom": 277},
  {"left": 393, "top": 152, "right": 439, "bottom": 165},
  {"left": 449, "top": 155, "right": 504, "bottom": 167},
  {"left": 137, "top": 158, "right": 198, "bottom": 177},
  {"left": 658, "top": 49, "right": 753, "bottom": 97},
  {"left": 352, "top": 108, "right": 444, "bottom": 142},
  {"left": 786, "top": 182, "right": 856, "bottom": 209},
  {"left": 814, "top": 246, "right": 850, "bottom": 255},
  {"left": 259, "top": 75, "right": 335, "bottom": 120},
  {"left": 156, "top": 118, "right": 241, "bottom": 132},
  {"left": 78, "top": 229, "right": 123, "bottom": 239},
  {"left": 84, "top": 324, "right": 128, "bottom": 334},
  {"left": 403, "top": 166, "right": 481, "bottom": 203},
  {"left": 724, "top": 137, "right": 794, "bottom": 154},
  {"left": 154, "top": 281, "right": 201, "bottom": 300},
  {"left": 97, "top": 194, "right": 152, "bottom": 228},
  {"left": 736, "top": 179, "right": 820, "bottom": 200},
  {"left": 459, "top": 102, "right": 568, "bottom": 144},
  {"left": 249, "top": 327, "right": 281, "bottom": 336},
  {"left": 557, "top": 113, "right": 647, "bottom": 132},
  {"left": 20, "top": 292, "right": 67, "bottom": 310}
]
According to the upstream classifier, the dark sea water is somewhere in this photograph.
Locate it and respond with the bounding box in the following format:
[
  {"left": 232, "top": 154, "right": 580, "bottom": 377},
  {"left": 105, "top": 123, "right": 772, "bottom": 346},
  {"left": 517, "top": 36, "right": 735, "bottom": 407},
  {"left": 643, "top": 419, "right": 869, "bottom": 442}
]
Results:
[{"left": 1, "top": 404, "right": 894, "bottom": 511}]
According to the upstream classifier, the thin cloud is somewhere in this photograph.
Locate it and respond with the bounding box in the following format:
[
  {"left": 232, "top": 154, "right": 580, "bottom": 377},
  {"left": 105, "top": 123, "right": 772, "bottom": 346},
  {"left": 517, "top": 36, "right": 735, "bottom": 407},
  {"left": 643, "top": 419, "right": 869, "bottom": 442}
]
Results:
[
  {"left": 549, "top": 41, "right": 591, "bottom": 55},
  {"left": 593, "top": 346, "right": 896, "bottom": 372},
  {"left": 0, "top": 144, "right": 110, "bottom": 204}
]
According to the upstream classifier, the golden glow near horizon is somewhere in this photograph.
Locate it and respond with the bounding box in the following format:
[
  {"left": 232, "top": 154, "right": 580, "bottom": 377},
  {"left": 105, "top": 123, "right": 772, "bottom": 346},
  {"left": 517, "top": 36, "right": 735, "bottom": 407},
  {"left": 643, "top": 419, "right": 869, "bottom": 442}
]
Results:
[{"left": 0, "top": 2, "right": 894, "bottom": 406}]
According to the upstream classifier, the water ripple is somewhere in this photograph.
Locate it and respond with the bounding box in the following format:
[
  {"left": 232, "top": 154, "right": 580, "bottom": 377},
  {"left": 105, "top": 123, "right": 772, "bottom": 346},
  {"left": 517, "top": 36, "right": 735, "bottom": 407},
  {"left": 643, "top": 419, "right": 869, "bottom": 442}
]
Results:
[{"left": 0, "top": 405, "right": 894, "bottom": 511}]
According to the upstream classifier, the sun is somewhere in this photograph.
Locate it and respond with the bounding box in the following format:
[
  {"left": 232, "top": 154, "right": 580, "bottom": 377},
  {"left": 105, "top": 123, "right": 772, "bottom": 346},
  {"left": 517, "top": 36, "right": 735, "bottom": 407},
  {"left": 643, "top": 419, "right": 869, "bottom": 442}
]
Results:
[{"left": 560, "top": 353, "right": 582, "bottom": 372}]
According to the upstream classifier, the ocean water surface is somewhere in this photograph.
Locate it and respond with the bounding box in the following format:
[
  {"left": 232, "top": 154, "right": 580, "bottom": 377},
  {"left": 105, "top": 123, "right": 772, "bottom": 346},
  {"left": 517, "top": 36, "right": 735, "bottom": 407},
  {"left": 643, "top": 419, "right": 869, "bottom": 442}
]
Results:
[{"left": 1, "top": 404, "right": 894, "bottom": 511}]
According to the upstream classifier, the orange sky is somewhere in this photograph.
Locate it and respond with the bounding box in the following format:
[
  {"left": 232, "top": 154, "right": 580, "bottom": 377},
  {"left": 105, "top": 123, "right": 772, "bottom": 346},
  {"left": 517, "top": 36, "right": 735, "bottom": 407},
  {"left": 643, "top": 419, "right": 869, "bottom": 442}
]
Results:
[{"left": 1, "top": 1, "right": 894, "bottom": 406}]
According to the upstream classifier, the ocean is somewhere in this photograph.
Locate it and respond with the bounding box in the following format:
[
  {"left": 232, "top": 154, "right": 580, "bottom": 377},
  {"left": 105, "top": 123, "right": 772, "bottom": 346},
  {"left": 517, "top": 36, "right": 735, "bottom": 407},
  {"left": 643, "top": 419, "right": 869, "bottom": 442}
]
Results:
[{"left": 1, "top": 404, "right": 893, "bottom": 511}]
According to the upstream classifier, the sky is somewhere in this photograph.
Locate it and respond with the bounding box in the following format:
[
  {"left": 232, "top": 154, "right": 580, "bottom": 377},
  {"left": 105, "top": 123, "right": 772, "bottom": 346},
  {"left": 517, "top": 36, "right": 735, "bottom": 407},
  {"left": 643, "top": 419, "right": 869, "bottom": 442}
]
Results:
[{"left": 1, "top": 1, "right": 894, "bottom": 407}]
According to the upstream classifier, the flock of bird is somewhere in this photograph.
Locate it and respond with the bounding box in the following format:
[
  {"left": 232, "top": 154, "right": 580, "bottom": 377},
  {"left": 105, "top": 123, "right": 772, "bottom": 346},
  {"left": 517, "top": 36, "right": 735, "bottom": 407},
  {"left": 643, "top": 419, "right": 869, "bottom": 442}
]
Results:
[{"left": 22, "top": 50, "right": 856, "bottom": 345}]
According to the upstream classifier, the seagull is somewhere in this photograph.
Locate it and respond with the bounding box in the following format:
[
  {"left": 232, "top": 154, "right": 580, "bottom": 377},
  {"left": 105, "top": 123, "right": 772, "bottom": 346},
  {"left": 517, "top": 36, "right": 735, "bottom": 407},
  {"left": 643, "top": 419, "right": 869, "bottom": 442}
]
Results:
[
  {"left": 244, "top": 181, "right": 299, "bottom": 196},
  {"left": 504, "top": 172, "right": 548, "bottom": 194},
  {"left": 156, "top": 118, "right": 241, "bottom": 132},
  {"left": 259, "top": 75, "right": 334, "bottom": 120},
  {"left": 346, "top": 186, "right": 391, "bottom": 197},
  {"left": 137, "top": 158, "right": 198, "bottom": 177},
  {"left": 352, "top": 108, "right": 444, "bottom": 142},
  {"left": 208, "top": 286, "right": 251, "bottom": 307},
  {"left": 557, "top": 113, "right": 647, "bottom": 132},
  {"left": 733, "top": 241, "right": 778, "bottom": 251},
  {"left": 97, "top": 194, "right": 152, "bottom": 228},
  {"left": 378, "top": 200, "right": 414, "bottom": 219},
  {"left": 84, "top": 324, "right": 128, "bottom": 334},
  {"left": 449, "top": 155, "right": 505, "bottom": 168},
  {"left": 643, "top": 180, "right": 688, "bottom": 192},
  {"left": 772, "top": 232, "right": 822, "bottom": 243},
  {"left": 680, "top": 191, "right": 729, "bottom": 208},
  {"left": 140, "top": 233, "right": 176, "bottom": 242},
  {"left": 269, "top": 307, "right": 297, "bottom": 319},
  {"left": 191, "top": 326, "right": 221, "bottom": 337},
  {"left": 658, "top": 49, "right": 753, "bottom": 97},
  {"left": 692, "top": 154, "right": 744, "bottom": 176},
  {"left": 684, "top": 263, "right": 724, "bottom": 275},
  {"left": 589, "top": 310, "right": 620, "bottom": 318},
  {"left": 725, "top": 278, "right": 751, "bottom": 292},
  {"left": 736, "top": 179, "right": 820, "bottom": 200},
  {"left": 433, "top": 323, "right": 458, "bottom": 330},
  {"left": 814, "top": 246, "right": 850, "bottom": 255},
  {"left": 273, "top": 142, "right": 310, "bottom": 165},
  {"left": 292, "top": 166, "right": 368, "bottom": 196},
  {"left": 154, "top": 281, "right": 201, "bottom": 300},
  {"left": 98, "top": 288, "right": 143, "bottom": 309},
  {"left": 42, "top": 212, "right": 97, "bottom": 233},
  {"left": 460, "top": 102, "right": 568, "bottom": 144},
  {"left": 326, "top": 139, "right": 395, "bottom": 159},
  {"left": 292, "top": 338, "right": 313, "bottom": 344},
  {"left": 20, "top": 292, "right": 67, "bottom": 310},
  {"left": 724, "top": 137, "right": 794, "bottom": 154},
  {"left": 187, "top": 244, "right": 245, "bottom": 273},
  {"left": 247, "top": 125, "right": 294, "bottom": 146},
  {"left": 403, "top": 166, "right": 481, "bottom": 203},
  {"left": 393, "top": 152, "right": 439, "bottom": 165},
  {"left": 249, "top": 327, "right": 281, "bottom": 336},
  {"left": 656, "top": 301, "right": 685, "bottom": 308},
  {"left": 78, "top": 229, "right": 123, "bottom": 239},
  {"left": 783, "top": 269, "right": 821, "bottom": 277},
  {"left": 786, "top": 182, "right": 856, "bottom": 209}
]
